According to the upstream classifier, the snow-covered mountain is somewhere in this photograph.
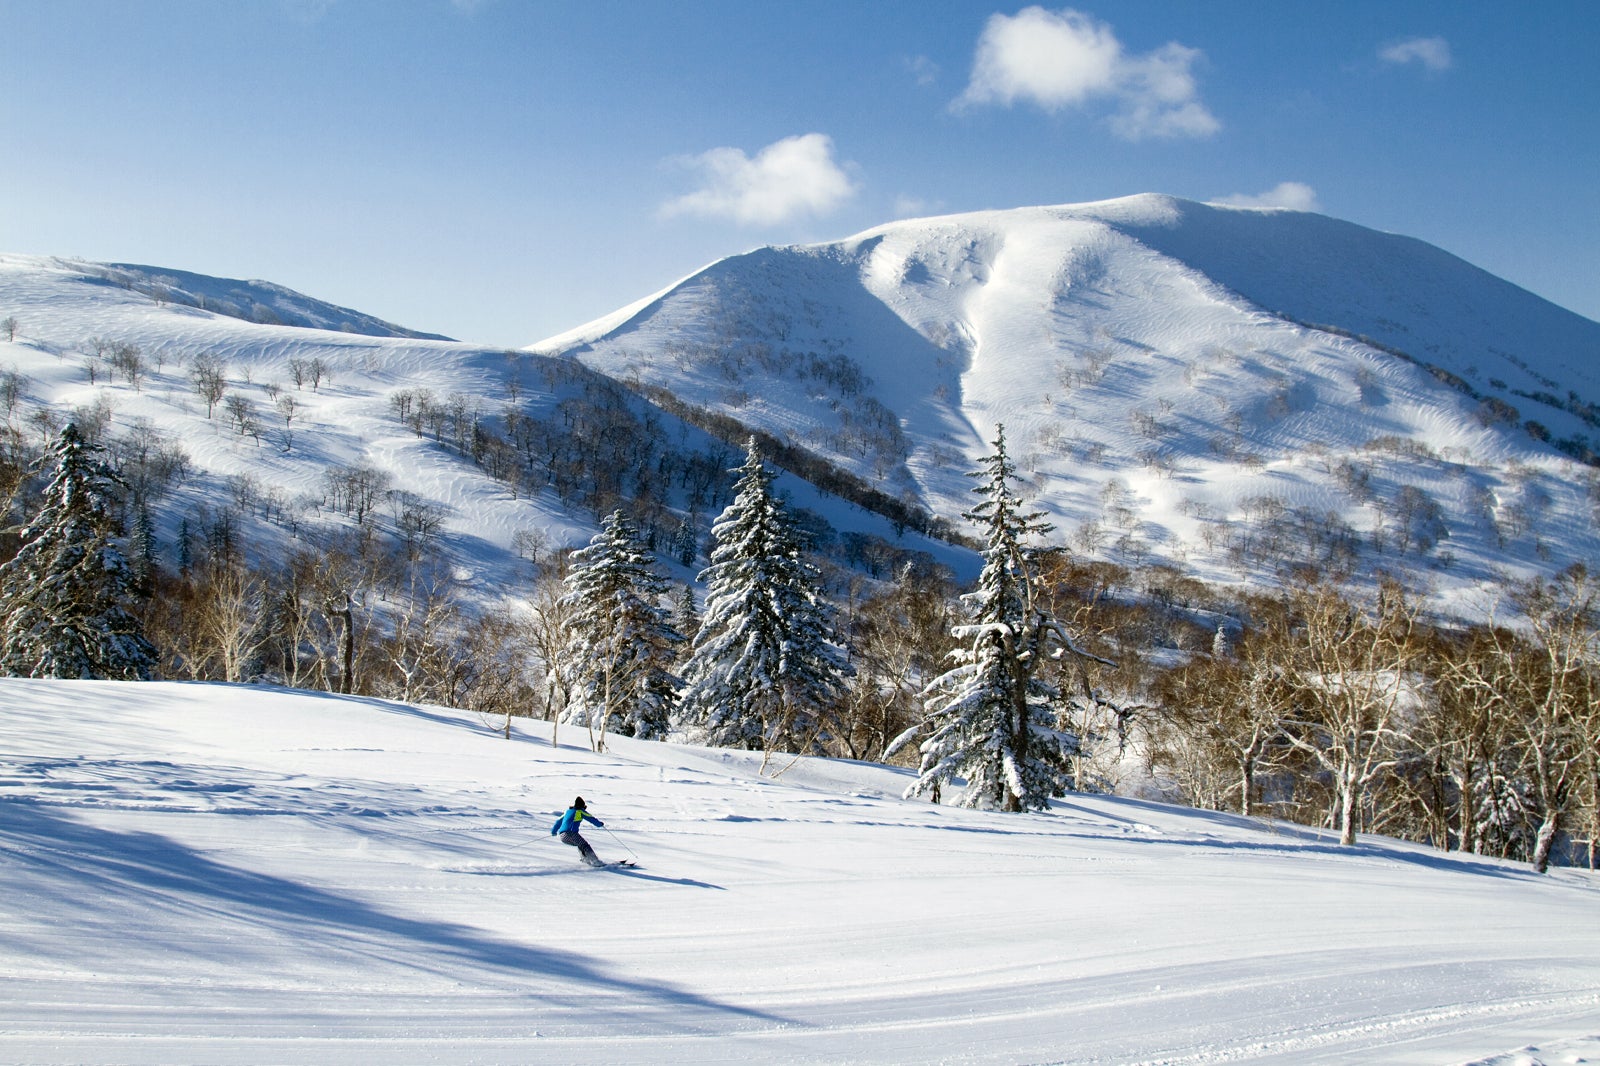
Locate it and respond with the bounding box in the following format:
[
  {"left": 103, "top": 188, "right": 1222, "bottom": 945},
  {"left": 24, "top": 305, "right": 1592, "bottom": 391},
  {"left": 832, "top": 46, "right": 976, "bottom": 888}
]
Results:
[
  {"left": 0, "top": 253, "right": 952, "bottom": 611},
  {"left": 5, "top": 193, "right": 1600, "bottom": 613},
  {"left": 4, "top": 676, "right": 1597, "bottom": 1064},
  {"left": 535, "top": 194, "right": 1600, "bottom": 609}
]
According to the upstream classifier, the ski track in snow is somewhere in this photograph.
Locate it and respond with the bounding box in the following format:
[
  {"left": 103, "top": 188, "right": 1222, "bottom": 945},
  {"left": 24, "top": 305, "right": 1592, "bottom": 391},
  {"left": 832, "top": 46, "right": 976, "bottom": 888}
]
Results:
[{"left": 2, "top": 678, "right": 1598, "bottom": 1064}]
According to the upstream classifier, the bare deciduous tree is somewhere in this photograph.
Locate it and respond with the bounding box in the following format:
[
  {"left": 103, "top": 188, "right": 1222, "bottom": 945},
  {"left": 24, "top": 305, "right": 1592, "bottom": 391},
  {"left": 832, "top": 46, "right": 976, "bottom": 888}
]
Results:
[
  {"left": 1503, "top": 568, "right": 1595, "bottom": 872},
  {"left": 1152, "top": 629, "right": 1294, "bottom": 817},
  {"left": 838, "top": 563, "right": 956, "bottom": 763},
  {"left": 523, "top": 553, "right": 576, "bottom": 746},
  {"left": 190, "top": 354, "right": 228, "bottom": 419},
  {"left": 1277, "top": 580, "right": 1423, "bottom": 846}
]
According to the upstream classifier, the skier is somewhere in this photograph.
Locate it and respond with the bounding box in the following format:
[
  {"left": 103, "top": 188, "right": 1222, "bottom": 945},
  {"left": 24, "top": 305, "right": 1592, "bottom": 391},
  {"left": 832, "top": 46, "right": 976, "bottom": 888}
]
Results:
[{"left": 551, "top": 796, "right": 607, "bottom": 867}]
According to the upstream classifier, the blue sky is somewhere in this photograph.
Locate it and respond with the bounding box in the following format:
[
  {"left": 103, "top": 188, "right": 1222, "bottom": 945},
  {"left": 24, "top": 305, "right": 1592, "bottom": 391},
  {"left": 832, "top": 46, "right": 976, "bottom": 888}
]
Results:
[{"left": 2, "top": 1, "right": 1596, "bottom": 346}]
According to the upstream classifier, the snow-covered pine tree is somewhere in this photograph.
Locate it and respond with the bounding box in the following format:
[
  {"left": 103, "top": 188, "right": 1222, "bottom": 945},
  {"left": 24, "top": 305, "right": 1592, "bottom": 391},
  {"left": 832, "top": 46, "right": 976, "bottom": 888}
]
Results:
[
  {"left": 673, "top": 583, "right": 699, "bottom": 657},
  {"left": 558, "top": 508, "right": 680, "bottom": 747},
  {"left": 672, "top": 519, "right": 698, "bottom": 567},
  {"left": 906, "top": 425, "right": 1098, "bottom": 811},
  {"left": 677, "top": 438, "right": 849, "bottom": 754},
  {"left": 128, "top": 500, "right": 157, "bottom": 597},
  {"left": 0, "top": 423, "right": 158, "bottom": 680}
]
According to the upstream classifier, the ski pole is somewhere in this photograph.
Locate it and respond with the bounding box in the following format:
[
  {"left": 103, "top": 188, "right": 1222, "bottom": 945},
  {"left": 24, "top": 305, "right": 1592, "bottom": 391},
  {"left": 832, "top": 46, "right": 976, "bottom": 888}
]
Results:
[
  {"left": 599, "top": 824, "right": 638, "bottom": 862},
  {"left": 505, "top": 834, "right": 547, "bottom": 852}
]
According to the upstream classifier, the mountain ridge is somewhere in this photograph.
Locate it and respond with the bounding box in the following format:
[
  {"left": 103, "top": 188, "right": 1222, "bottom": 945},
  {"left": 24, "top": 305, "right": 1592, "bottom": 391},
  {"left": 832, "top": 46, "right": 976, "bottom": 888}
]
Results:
[
  {"left": 3, "top": 195, "right": 1598, "bottom": 617},
  {"left": 533, "top": 194, "right": 1600, "bottom": 609},
  {"left": 17, "top": 254, "right": 454, "bottom": 341}
]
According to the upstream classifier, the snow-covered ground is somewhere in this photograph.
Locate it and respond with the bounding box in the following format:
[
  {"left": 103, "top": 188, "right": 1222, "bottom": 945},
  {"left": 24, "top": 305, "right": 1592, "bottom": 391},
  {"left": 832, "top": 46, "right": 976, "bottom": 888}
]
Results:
[{"left": 3, "top": 677, "right": 1597, "bottom": 1064}]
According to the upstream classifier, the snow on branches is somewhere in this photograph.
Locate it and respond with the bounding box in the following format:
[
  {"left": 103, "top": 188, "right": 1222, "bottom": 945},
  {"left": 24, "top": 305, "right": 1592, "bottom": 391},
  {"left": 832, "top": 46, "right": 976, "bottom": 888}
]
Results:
[
  {"left": 0, "top": 423, "right": 158, "bottom": 680},
  {"left": 906, "top": 426, "right": 1109, "bottom": 811},
  {"left": 676, "top": 438, "right": 850, "bottom": 757},
  {"left": 558, "top": 508, "right": 682, "bottom": 748}
]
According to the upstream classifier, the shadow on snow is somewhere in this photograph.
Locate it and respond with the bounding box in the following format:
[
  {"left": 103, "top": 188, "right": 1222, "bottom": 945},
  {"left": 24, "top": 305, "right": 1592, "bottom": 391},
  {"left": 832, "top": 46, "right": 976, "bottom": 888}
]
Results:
[{"left": 0, "top": 799, "right": 784, "bottom": 1029}]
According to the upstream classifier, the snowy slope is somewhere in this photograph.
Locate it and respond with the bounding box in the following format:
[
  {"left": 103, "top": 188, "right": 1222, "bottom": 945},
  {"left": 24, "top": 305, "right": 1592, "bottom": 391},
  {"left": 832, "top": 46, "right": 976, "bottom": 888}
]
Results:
[
  {"left": 534, "top": 195, "right": 1600, "bottom": 609},
  {"left": 0, "top": 253, "right": 959, "bottom": 605},
  {"left": 2, "top": 677, "right": 1597, "bottom": 1065},
  {"left": 81, "top": 259, "right": 453, "bottom": 340}
]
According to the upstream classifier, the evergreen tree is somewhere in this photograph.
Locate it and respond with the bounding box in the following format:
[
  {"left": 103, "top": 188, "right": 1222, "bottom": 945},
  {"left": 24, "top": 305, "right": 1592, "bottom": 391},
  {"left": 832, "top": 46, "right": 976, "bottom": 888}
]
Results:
[
  {"left": 176, "top": 516, "right": 194, "bottom": 577},
  {"left": 677, "top": 438, "right": 849, "bottom": 752},
  {"left": 673, "top": 519, "right": 698, "bottom": 566},
  {"left": 906, "top": 426, "right": 1095, "bottom": 811},
  {"left": 128, "top": 500, "right": 157, "bottom": 597},
  {"left": 673, "top": 583, "right": 700, "bottom": 659},
  {"left": 0, "top": 423, "right": 158, "bottom": 680},
  {"left": 558, "top": 509, "right": 680, "bottom": 746}
]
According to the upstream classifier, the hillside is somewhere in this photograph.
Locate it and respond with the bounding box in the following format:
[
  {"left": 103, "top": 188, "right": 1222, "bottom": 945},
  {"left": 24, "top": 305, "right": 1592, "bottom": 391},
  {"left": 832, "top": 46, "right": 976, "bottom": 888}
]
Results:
[
  {"left": 7, "top": 193, "right": 1600, "bottom": 619},
  {"left": 535, "top": 195, "right": 1600, "bottom": 611},
  {"left": 2, "top": 677, "right": 1597, "bottom": 1065},
  {"left": 0, "top": 252, "right": 958, "bottom": 617},
  {"left": 83, "top": 260, "right": 455, "bottom": 340}
]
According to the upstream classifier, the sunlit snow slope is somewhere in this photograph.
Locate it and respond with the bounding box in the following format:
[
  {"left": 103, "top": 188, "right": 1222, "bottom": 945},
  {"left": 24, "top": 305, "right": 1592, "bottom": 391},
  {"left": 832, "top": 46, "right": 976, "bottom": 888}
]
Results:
[
  {"left": 536, "top": 195, "right": 1600, "bottom": 608},
  {"left": 0, "top": 253, "right": 587, "bottom": 598},
  {"left": 2, "top": 678, "right": 1597, "bottom": 1065},
  {"left": 0, "top": 253, "right": 950, "bottom": 604}
]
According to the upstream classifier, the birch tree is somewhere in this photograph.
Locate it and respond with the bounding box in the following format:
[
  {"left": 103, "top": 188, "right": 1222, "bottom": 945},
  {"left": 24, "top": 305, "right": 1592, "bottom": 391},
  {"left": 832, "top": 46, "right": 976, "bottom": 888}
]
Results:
[
  {"left": 1505, "top": 568, "right": 1595, "bottom": 872},
  {"left": 1152, "top": 626, "right": 1294, "bottom": 817},
  {"left": 1277, "top": 580, "right": 1422, "bottom": 846}
]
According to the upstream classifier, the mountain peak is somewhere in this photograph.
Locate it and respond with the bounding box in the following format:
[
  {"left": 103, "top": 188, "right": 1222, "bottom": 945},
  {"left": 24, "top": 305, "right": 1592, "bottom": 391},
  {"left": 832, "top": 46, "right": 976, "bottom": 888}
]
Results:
[{"left": 542, "top": 196, "right": 1600, "bottom": 609}]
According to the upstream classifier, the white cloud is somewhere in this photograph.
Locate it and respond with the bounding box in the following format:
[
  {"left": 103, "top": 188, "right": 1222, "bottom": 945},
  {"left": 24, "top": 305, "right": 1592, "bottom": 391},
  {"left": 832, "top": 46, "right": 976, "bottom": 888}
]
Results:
[
  {"left": 1109, "top": 42, "right": 1219, "bottom": 140},
  {"left": 1379, "top": 36, "right": 1453, "bottom": 72},
  {"left": 959, "top": 7, "right": 1121, "bottom": 110},
  {"left": 956, "top": 6, "right": 1219, "bottom": 140},
  {"left": 1214, "top": 182, "right": 1321, "bottom": 212},
  {"left": 660, "top": 133, "right": 859, "bottom": 227}
]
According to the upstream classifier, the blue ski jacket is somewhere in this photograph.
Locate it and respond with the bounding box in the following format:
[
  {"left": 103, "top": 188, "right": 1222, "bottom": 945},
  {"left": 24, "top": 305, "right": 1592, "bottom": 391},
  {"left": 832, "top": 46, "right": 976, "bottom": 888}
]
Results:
[{"left": 551, "top": 807, "right": 603, "bottom": 835}]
